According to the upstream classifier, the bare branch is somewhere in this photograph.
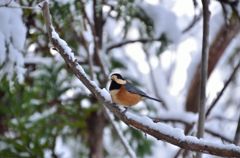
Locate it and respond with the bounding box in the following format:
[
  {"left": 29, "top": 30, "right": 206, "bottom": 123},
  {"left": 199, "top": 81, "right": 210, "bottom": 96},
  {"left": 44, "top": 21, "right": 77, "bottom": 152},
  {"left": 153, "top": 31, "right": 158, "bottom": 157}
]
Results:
[
  {"left": 182, "top": 0, "right": 202, "bottom": 33},
  {"left": 206, "top": 60, "right": 240, "bottom": 118},
  {"left": 196, "top": 0, "right": 210, "bottom": 157},
  {"left": 103, "top": 107, "right": 136, "bottom": 158},
  {"left": 41, "top": 1, "right": 240, "bottom": 157},
  {"left": 106, "top": 38, "right": 161, "bottom": 53},
  {"left": 143, "top": 48, "right": 168, "bottom": 110},
  {"left": 234, "top": 111, "right": 240, "bottom": 145},
  {"left": 79, "top": 0, "right": 108, "bottom": 79},
  {"left": 182, "top": 10, "right": 202, "bottom": 33}
]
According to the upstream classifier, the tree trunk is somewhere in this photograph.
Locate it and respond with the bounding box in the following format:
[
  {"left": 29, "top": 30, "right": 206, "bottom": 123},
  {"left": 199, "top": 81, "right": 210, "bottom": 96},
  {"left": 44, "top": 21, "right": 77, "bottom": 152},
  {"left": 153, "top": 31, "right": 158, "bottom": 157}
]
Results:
[{"left": 87, "top": 110, "right": 105, "bottom": 158}]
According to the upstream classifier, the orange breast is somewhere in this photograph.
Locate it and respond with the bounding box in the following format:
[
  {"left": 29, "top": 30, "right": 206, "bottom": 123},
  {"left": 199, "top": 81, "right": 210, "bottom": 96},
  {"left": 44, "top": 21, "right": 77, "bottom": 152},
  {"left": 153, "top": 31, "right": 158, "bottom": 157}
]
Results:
[{"left": 111, "top": 86, "right": 142, "bottom": 106}]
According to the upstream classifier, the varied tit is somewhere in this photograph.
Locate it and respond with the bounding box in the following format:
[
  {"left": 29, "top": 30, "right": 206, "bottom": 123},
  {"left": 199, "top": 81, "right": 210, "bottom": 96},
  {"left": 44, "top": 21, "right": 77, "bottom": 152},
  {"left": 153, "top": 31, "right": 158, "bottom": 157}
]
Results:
[{"left": 109, "top": 73, "right": 162, "bottom": 112}]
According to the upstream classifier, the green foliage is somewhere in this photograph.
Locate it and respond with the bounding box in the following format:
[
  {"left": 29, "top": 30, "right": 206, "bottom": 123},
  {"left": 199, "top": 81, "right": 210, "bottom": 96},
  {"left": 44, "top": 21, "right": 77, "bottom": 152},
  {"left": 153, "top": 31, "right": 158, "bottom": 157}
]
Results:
[{"left": 0, "top": 64, "right": 91, "bottom": 157}]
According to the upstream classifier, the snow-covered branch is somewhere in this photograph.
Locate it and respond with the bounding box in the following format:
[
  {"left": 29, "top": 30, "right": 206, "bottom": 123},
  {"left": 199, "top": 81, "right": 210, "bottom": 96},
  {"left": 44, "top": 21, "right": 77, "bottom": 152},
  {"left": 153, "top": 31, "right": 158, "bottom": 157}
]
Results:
[
  {"left": 41, "top": 1, "right": 240, "bottom": 157},
  {"left": 152, "top": 114, "right": 233, "bottom": 143}
]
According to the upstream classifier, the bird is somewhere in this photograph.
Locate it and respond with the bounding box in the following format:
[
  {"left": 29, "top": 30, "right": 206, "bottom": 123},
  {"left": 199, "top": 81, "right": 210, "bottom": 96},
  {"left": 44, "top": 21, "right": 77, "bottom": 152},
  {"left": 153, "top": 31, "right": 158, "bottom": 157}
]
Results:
[{"left": 109, "top": 73, "right": 162, "bottom": 112}]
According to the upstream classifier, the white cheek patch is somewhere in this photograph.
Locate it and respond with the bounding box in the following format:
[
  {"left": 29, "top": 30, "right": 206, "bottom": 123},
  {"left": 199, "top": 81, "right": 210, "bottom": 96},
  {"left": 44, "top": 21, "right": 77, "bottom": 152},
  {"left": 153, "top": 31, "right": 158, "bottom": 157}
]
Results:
[{"left": 115, "top": 79, "right": 126, "bottom": 85}]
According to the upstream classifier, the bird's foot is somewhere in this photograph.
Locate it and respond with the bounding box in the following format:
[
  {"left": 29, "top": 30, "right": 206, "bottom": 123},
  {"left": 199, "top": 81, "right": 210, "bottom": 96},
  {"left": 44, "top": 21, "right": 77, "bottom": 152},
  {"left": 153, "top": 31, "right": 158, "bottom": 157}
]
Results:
[{"left": 122, "top": 107, "right": 128, "bottom": 114}]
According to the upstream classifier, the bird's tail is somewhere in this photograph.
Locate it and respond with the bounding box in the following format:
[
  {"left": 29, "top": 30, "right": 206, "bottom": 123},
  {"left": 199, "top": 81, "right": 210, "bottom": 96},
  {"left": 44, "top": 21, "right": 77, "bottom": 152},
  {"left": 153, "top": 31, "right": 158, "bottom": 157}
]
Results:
[{"left": 143, "top": 95, "right": 163, "bottom": 103}]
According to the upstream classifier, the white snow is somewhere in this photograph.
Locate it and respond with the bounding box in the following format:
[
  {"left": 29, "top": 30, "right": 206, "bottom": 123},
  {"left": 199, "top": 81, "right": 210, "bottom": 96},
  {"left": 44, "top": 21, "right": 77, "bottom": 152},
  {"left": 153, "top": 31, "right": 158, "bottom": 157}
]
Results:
[
  {"left": 28, "top": 106, "right": 57, "bottom": 123},
  {"left": 51, "top": 28, "right": 75, "bottom": 61},
  {"left": 24, "top": 56, "right": 52, "bottom": 66},
  {"left": 0, "top": 32, "right": 6, "bottom": 65},
  {"left": 138, "top": 1, "right": 181, "bottom": 43},
  {"left": 99, "top": 88, "right": 112, "bottom": 102},
  {"left": 158, "top": 111, "right": 198, "bottom": 124},
  {"left": 50, "top": 27, "right": 113, "bottom": 103},
  {"left": 0, "top": 3, "right": 27, "bottom": 83}
]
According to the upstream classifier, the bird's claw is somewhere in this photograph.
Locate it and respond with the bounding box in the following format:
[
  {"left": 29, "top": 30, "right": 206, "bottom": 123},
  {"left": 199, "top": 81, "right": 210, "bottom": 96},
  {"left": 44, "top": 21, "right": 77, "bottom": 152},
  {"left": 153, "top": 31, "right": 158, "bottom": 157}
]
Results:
[{"left": 122, "top": 107, "right": 128, "bottom": 114}]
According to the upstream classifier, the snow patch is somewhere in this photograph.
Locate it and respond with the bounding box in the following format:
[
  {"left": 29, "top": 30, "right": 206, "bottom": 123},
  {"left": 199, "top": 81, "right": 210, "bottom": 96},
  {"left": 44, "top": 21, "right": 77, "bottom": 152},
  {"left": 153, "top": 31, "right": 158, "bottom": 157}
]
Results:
[
  {"left": 0, "top": 3, "right": 27, "bottom": 83},
  {"left": 99, "top": 88, "right": 112, "bottom": 102},
  {"left": 138, "top": 1, "right": 181, "bottom": 44}
]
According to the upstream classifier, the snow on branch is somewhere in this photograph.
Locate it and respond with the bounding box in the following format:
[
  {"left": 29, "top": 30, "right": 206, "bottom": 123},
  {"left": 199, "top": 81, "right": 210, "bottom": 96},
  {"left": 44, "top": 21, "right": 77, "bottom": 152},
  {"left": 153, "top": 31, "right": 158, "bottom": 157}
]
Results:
[{"left": 41, "top": 1, "right": 240, "bottom": 157}]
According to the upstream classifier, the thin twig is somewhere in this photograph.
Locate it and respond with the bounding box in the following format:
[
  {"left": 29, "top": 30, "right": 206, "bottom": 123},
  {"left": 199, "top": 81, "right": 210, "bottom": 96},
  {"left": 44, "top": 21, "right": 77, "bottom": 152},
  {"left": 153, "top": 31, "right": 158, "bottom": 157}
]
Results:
[
  {"left": 206, "top": 60, "right": 240, "bottom": 118},
  {"left": 143, "top": 48, "right": 168, "bottom": 110},
  {"left": 106, "top": 38, "right": 161, "bottom": 53},
  {"left": 234, "top": 110, "right": 240, "bottom": 145},
  {"left": 182, "top": 0, "right": 202, "bottom": 33},
  {"left": 103, "top": 107, "right": 136, "bottom": 158},
  {"left": 182, "top": 10, "right": 202, "bottom": 33},
  {"left": 152, "top": 117, "right": 232, "bottom": 143},
  {"left": 79, "top": 0, "right": 108, "bottom": 80},
  {"left": 71, "top": 22, "right": 94, "bottom": 79},
  {"left": 197, "top": 0, "right": 210, "bottom": 157}
]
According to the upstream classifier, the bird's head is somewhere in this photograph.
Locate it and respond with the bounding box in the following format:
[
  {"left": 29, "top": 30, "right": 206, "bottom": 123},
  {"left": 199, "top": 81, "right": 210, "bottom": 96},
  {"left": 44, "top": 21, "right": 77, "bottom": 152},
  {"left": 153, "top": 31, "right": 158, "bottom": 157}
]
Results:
[{"left": 110, "top": 73, "right": 127, "bottom": 85}]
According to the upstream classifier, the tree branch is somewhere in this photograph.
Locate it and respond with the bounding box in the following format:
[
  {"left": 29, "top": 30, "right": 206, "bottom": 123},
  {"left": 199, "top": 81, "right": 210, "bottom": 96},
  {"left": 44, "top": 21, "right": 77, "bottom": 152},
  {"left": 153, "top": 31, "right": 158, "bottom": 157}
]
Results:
[
  {"left": 106, "top": 38, "right": 161, "bottom": 53},
  {"left": 103, "top": 107, "right": 136, "bottom": 158},
  {"left": 196, "top": 1, "right": 210, "bottom": 157},
  {"left": 143, "top": 48, "right": 168, "bottom": 110},
  {"left": 234, "top": 111, "right": 240, "bottom": 146},
  {"left": 206, "top": 60, "right": 240, "bottom": 118},
  {"left": 197, "top": 0, "right": 210, "bottom": 136},
  {"left": 41, "top": 1, "right": 240, "bottom": 157},
  {"left": 79, "top": 0, "right": 108, "bottom": 79},
  {"left": 182, "top": 0, "right": 202, "bottom": 34}
]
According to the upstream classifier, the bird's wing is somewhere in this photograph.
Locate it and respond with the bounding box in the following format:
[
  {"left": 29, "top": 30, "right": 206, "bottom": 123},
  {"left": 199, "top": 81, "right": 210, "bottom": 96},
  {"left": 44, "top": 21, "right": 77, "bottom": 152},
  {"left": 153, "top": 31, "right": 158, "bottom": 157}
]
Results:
[
  {"left": 125, "top": 83, "right": 163, "bottom": 103},
  {"left": 124, "top": 83, "right": 147, "bottom": 97}
]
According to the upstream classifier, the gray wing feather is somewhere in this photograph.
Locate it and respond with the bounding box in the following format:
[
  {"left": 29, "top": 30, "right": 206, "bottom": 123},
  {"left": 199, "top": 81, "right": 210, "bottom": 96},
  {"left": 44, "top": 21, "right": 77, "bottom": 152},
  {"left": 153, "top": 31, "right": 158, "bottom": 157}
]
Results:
[
  {"left": 125, "top": 83, "right": 163, "bottom": 103},
  {"left": 124, "top": 83, "right": 147, "bottom": 97}
]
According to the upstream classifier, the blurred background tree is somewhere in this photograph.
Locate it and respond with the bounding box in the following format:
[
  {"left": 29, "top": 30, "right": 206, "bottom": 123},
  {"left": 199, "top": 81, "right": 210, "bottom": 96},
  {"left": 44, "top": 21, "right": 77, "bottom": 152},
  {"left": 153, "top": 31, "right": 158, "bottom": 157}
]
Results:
[{"left": 0, "top": 0, "right": 239, "bottom": 158}]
